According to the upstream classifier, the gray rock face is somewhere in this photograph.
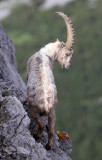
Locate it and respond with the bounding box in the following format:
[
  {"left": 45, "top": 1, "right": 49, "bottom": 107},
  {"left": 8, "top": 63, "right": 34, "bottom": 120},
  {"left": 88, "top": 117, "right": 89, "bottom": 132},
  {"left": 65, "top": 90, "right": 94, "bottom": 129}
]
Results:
[
  {"left": 0, "top": 24, "right": 26, "bottom": 103},
  {"left": 0, "top": 23, "right": 72, "bottom": 160}
]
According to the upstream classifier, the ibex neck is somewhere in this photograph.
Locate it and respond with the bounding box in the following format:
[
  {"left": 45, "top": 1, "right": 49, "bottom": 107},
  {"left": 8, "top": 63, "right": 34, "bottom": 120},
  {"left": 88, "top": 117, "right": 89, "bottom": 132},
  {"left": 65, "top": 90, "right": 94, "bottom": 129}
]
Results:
[{"left": 40, "top": 41, "right": 60, "bottom": 62}]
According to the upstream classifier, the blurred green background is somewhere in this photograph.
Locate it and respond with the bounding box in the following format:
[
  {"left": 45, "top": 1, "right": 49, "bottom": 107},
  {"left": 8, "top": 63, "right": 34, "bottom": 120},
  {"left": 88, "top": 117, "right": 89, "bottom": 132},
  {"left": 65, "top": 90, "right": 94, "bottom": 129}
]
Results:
[{"left": 1, "top": 0, "right": 102, "bottom": 159}]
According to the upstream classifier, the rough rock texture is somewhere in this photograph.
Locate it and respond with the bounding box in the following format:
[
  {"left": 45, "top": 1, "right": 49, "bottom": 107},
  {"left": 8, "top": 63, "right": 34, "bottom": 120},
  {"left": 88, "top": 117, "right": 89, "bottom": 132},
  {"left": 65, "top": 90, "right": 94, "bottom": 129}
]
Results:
[
  {"left": 0, "top": 24, "right": 26, "bottom": 103},
  {"left": 0, "top": 23, "right": 72, "bottom": 160}
]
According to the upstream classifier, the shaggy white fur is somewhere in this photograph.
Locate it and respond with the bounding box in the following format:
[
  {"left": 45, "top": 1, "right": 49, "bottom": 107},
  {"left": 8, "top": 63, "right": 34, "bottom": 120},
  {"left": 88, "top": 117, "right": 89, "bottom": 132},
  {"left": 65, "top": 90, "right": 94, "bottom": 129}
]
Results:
[{"left": 27, "top": 41, "right": 60, "bottom": 113}]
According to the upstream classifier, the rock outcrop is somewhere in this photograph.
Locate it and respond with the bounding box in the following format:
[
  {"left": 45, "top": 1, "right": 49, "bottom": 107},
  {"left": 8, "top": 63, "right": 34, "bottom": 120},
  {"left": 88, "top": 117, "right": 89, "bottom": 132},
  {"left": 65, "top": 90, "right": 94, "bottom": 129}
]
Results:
[{"left": 0, "top": 23, "right": 72, "bottom": 160}]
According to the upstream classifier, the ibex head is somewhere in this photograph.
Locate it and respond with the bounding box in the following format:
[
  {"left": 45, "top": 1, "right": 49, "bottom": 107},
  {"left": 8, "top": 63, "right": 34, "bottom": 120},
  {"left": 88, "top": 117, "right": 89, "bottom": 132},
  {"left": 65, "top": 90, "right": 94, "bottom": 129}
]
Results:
[{"left": 56, "top": 12, "right": 75, "bottom": 69}]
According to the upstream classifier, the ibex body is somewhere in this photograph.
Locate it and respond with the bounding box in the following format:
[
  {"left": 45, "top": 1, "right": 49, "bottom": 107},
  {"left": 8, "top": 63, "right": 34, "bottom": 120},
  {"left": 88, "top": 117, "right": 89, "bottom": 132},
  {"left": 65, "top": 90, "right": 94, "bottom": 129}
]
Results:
[{"left": 27, "top": 12, "right": 75, "bottom": 150}]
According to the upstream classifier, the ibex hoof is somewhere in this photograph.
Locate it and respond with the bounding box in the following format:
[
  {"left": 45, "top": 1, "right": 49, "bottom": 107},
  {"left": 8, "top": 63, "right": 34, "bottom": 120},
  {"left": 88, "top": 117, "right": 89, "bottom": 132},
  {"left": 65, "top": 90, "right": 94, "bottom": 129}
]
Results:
[
  {"left": 33, "top": 133, "right": 41, "bottom": 140},
  {"left": 46, "top": 143, "right": 51, "bottom": 150}
]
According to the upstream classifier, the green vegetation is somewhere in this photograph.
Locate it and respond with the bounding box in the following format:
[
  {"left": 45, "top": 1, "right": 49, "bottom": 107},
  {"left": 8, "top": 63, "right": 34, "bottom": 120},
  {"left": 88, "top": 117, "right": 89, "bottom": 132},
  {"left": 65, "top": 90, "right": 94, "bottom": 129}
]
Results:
[{"left": 2, "top": 0, "right": 102, "bottom": 159}]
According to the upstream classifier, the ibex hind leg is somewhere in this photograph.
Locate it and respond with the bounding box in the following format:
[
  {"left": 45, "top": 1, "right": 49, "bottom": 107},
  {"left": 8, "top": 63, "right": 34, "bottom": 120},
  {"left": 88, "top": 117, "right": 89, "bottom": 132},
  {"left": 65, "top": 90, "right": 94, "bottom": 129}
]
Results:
[
  {"left": 46, "top": 107, "right": 56, "bottom": 150},
  {"left": 29, "top": 105, "right": 44, "bottom": 139}
]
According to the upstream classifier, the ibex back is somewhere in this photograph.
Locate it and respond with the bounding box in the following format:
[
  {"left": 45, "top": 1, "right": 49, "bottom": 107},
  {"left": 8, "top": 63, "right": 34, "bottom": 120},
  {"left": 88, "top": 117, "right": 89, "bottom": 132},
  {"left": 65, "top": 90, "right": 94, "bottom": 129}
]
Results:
[{"left": 27, "top": 12, "right": 75, "bottom": 150}]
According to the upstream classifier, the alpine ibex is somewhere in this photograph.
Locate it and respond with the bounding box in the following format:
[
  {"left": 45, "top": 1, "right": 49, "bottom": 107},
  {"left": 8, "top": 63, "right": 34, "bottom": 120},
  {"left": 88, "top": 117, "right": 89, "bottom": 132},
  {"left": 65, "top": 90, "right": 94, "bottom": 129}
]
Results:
[{"left": 27, "top": 12, "right": 75, "bottom": 150}]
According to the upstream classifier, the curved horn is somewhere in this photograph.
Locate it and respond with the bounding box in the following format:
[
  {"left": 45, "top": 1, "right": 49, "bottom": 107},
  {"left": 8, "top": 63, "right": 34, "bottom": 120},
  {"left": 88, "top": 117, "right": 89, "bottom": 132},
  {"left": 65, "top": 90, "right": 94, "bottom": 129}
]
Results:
[{"left": 56, "top": 12, "right": 75, "bottom": 49}]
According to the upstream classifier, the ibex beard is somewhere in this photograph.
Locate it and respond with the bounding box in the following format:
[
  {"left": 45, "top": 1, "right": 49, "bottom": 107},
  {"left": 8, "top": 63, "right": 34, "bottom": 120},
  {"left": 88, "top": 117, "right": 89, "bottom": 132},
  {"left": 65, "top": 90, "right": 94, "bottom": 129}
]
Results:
[{"left": 27, "top": 12, "right": 75, "bottom": 150}]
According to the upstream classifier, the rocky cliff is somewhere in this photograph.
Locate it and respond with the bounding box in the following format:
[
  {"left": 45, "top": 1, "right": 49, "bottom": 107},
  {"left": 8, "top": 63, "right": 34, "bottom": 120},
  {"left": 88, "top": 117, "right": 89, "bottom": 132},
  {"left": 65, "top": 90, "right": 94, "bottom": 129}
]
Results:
[{"left": 0, "top": 24, "right": 72, "bottom": 160}]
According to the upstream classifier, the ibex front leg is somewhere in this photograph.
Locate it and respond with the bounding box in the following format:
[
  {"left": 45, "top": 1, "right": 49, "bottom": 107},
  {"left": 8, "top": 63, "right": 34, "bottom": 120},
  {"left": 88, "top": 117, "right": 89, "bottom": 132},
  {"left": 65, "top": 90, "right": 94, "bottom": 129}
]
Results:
[{"left": 46, "top": 107, "right": 56, "bottom": 150}]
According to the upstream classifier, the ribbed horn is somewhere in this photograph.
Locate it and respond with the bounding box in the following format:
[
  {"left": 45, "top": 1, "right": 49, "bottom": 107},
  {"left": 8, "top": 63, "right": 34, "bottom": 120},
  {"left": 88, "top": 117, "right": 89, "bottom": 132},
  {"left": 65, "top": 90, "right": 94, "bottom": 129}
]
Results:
[{"left": 56, "top": 12, "right": 75, "bottom": 49}]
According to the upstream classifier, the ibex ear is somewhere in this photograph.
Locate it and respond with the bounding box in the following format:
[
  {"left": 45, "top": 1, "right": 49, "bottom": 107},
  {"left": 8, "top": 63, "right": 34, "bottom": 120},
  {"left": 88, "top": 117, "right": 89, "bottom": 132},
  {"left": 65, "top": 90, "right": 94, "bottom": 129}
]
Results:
[
  {"left": 56, "top": 38, "right": 59, "bottom": 42},
  {"left": 56, "top": 39, "right": 61, "bottom": 48}
]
